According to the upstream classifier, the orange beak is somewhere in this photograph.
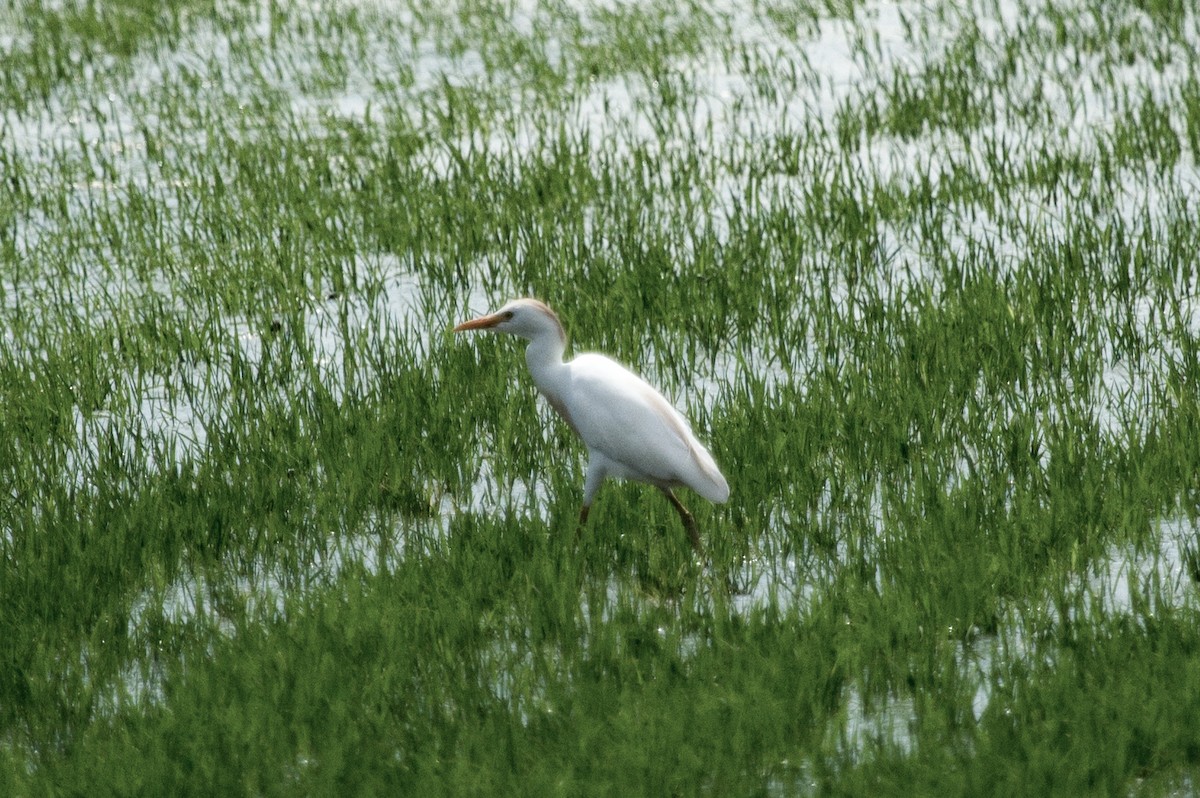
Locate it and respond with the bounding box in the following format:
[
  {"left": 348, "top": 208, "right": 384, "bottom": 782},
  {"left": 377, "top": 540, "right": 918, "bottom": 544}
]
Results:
[{"left": 452, "top": 313, "right": 504, "bottom": 333}]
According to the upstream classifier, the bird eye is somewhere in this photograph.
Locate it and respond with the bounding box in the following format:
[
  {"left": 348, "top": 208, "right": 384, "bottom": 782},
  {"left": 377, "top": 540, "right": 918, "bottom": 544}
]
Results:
[{"left": 503, "top": 311, "right": 515, "bottom": 320}]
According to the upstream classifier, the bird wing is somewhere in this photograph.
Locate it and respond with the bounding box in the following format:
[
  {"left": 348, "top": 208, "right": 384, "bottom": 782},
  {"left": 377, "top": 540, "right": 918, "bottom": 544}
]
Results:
[{"left": 555, "top": 353, "right": 728, "bottom": 502}]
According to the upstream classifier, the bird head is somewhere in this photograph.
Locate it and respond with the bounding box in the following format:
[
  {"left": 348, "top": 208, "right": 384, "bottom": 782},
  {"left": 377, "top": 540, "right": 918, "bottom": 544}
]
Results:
[{"left": 453, "top": 298, "right": 565, "bottom": 344}]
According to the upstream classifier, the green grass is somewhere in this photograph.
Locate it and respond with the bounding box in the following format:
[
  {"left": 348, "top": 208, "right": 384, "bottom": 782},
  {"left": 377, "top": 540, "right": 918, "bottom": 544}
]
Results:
[{"left": 2, "top": 0, "right": 1200, "bottom": 794}]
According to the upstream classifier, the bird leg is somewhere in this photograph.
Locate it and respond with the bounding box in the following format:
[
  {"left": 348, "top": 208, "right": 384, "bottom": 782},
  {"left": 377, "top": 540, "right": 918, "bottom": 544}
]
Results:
[
  {"left": 575, "top": 504, "right": 591, "bottom": 544},
  {"left": 662, "top": 489, "right": 704, "bottom": 556}
]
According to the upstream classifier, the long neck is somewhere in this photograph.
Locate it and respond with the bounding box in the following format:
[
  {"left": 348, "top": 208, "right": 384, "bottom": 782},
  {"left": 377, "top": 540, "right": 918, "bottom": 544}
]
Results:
[{"left": 524, "top": 333, "right": 568, "bottom": 398}]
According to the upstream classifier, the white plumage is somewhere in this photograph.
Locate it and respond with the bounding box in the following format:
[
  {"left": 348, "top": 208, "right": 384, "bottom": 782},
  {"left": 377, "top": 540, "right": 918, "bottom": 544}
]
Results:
[{"left": 453, "top": 297, "right": 728, "bottom": 551}]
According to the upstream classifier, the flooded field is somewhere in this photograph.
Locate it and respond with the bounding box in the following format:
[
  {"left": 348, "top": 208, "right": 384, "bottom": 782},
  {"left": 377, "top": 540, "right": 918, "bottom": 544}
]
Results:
[{"left": 3, "top": 0, "right": 1199, "bottom": 792}]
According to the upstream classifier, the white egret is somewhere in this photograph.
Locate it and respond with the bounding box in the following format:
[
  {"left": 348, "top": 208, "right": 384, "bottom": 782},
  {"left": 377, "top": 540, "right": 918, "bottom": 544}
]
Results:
[{"left": 453, "top": 298, "right": 728, "bottom": 553}]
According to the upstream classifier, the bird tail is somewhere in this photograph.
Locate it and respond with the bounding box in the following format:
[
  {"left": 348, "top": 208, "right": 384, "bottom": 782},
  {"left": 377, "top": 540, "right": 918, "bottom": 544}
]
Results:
[{"left": 689, "top": 442, "right": 730, "bottom": 503}]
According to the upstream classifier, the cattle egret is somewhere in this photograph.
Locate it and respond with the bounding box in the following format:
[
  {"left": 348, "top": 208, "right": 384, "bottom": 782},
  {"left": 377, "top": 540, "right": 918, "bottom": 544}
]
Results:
[{"left": 453, "top": 298, "right": 728, "bottom": 552}]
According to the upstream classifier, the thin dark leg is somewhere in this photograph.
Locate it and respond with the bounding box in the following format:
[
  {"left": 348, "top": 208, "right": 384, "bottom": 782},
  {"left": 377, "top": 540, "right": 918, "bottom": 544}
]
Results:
[
  {"left": 662, "top": 489, "right": 704, "bottom": 555},
  {"left": 575, "top": 504, "right": 590, "bottom": 544}
]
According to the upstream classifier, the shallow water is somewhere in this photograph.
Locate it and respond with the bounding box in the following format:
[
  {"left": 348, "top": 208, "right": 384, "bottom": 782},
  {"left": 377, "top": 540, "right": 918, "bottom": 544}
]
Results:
[{"left": 7, "top": 2, "right": 1200, "bottom": 775}]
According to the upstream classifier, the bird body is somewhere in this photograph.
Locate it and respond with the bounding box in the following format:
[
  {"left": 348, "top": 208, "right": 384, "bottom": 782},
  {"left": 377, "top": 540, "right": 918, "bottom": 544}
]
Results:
[
  {"left": 453, "top": 298, "right": 728, "bottom": 551},
  {"left": 545, "top": 352, "right": 728, "bottom": 504}
]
